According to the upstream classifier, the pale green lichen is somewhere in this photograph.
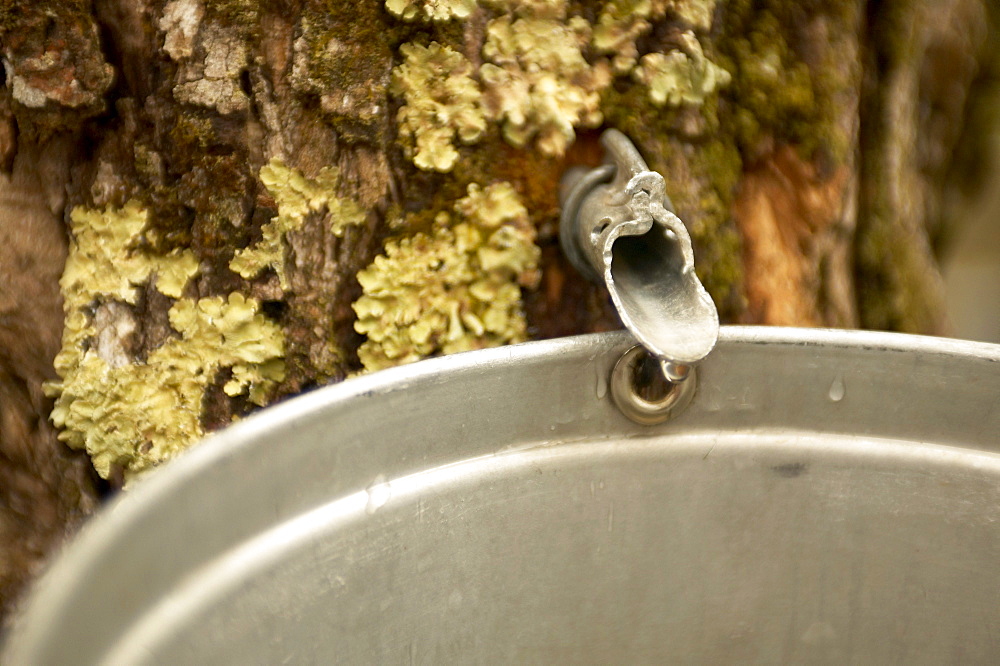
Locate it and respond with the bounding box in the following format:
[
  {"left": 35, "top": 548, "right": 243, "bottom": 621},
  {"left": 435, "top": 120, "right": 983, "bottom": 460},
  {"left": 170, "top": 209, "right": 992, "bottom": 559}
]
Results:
[
  {"left": 385, "top": 0, "right": 477, "bottom": 22},
  {"left": 59, "top": 200, "right": 199, "bottom": 306},
  {"left": 632, "top": 32, "right": 731, "bottom": 107},
  {"left": 231, "top": 158, "right": 367, "bottom": 288},
  {"left": 156, "top": 251, "right": 201, "bottom": 298},
  {"left": 48, "top": 200, "right": 286, "bottom": 481},
  {"left": 50, "top": 293, "right": 285, "bottom": 481},
  {"left": 353, "top": 182, "right": 540, "bottom": 371},
  {"left": 390, "top": 43, "right": 487, "bottom": 172},
  {"left": 482, "top": 0, "right": 567, "bottom": 19},
  {"left": 480, "top": 16, "right": 610, "bottom": 156},
  {"left": 592, "top": 0, "right": 719, "bottom": 73},
  {"left": 592, "top": 0, "right": 664, "bottom": 74},
  {"left": 668, "top": 0, "right": 718, "bottom": 31}
]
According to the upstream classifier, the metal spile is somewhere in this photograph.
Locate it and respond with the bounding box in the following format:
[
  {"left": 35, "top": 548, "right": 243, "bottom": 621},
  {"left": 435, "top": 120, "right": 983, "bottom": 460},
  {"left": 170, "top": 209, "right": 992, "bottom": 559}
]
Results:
[{"left": 560, "top": 129, "right": 719, "bottom": 381}]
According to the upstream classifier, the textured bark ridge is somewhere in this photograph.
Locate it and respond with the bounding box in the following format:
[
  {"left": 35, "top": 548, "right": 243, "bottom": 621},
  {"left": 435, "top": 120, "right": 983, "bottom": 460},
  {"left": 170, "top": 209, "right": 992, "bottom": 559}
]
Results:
[
  {"left": 0, "top": 0, "right": 996, "bottom": 616},
  {"left": 0, "top": 139, "right": 100, "bottom": 621}
]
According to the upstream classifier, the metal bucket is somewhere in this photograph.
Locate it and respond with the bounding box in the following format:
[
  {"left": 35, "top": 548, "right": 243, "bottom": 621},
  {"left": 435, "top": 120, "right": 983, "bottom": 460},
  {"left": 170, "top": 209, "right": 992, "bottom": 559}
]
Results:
[{"left": 4, "top": 328, "right": 1000, "bottom": 664}]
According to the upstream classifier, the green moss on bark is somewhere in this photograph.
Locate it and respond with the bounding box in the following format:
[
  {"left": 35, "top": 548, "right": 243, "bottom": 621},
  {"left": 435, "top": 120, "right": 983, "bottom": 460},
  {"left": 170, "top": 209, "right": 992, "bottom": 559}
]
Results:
[
  {"left": 291, "top": 0, "right": 395, "bottom": 141},
  {"left": 718, "top": 0, "right": 860, "bottom": 164}
]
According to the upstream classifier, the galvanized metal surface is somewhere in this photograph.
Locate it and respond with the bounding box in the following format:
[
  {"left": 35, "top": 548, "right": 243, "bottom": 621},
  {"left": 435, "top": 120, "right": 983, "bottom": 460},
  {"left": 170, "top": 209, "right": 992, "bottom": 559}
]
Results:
[{"left": 4, "top": 327, "right": 1000, "bottom": 664}]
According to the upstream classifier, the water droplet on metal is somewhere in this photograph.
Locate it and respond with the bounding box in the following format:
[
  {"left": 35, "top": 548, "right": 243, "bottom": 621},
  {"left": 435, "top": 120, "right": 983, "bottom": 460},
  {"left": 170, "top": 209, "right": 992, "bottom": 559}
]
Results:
[
  {"left": 595, "top": 362, "right": 608, "bottom": 399},
  {"left": 828, "top": 376, "right": 845, "bottom": 402},
  {"left": 365, "top": 475, "right": 391, "bottom": 515}
]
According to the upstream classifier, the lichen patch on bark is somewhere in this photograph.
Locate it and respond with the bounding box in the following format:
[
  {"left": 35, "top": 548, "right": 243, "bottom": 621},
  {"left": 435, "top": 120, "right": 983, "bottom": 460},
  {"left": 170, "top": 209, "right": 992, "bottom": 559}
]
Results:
[
  {"left": 230, "top": 159, "right": 367, "bottom": 289},
  {"left": 632, "top": 32, "right": 731, "bottom": 108},
  {"left": 479, "top": 15, "right": 610, "bottom": 156},
  {"left": 46, "top": 200, "right": 286, "bottom": 481},
  {"left": 353, "top": 182, "right": 540, "bottom": 371},
  {"left": 386, "top": 0, "right": 477, "bottom": 22},
  {"left": 391, "top": 42, "right": 486, "bottom": 172}
]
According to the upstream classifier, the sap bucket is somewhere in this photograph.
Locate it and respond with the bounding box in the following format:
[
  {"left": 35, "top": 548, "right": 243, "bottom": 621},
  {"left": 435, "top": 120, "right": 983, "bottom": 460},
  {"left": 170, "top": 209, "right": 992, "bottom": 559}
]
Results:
[{"left": 3, "top": 327, "right": 1000, "bottom": 663}]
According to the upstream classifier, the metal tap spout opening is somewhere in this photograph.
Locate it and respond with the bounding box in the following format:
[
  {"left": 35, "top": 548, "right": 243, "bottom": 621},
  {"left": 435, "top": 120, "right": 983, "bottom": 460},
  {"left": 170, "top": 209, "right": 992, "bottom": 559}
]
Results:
[{"left": 560, "top": 129, "right": 720, "bottom": 368}]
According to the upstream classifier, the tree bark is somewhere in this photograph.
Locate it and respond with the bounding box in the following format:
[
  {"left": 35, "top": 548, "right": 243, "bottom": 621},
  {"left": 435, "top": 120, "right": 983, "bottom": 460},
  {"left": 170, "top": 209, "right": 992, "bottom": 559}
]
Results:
[{"left": 0, "top": 0, "right": 996, "bottom": 618}]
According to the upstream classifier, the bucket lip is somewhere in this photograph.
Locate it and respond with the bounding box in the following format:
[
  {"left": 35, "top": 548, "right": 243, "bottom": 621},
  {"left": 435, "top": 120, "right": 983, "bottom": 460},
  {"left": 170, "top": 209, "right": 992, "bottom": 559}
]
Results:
[
  {"left": 4, "top": 327, "right": 999, "bottom": 658},
  {"left": 54, "top": 327, "right": 1000, "bottom": 522}
]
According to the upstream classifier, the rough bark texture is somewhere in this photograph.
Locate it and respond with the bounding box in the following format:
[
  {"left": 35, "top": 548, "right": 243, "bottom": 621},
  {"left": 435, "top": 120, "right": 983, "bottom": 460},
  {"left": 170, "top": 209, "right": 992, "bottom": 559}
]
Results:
[
  {"left": 0, "top": 0, "right": 996, "bottom": 619},
  {"left": 0, "top": 138, "right": 101, "bottom": 621}
]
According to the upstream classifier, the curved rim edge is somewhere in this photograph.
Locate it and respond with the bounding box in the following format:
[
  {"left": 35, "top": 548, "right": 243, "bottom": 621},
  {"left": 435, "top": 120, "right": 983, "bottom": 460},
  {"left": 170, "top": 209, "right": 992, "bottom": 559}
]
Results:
[{"left": 3, "top": 326, "right": 998, "bottom": 658}]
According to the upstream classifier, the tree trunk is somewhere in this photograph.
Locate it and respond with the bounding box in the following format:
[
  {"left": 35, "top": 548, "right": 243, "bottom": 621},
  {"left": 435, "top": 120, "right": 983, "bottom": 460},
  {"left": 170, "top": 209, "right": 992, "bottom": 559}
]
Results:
[{"left": 0, "top": 0, "right": 996, "bottom": 618}]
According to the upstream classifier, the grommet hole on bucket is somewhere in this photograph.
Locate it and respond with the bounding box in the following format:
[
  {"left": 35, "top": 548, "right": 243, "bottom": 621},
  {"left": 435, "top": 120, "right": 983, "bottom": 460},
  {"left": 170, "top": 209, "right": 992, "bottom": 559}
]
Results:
[
  {"left": 610, "top": 346, "right": 697, "bottom": 426},
  {"left": 631, "top": 350, "right": 675, "bottom": 402}
]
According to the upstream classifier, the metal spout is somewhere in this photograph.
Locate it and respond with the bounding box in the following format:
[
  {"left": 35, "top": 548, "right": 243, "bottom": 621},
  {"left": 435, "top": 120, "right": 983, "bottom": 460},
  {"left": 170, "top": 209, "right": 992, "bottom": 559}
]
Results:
[{"left": 560, "top": 129, "right": 719, "bottom": 367}]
